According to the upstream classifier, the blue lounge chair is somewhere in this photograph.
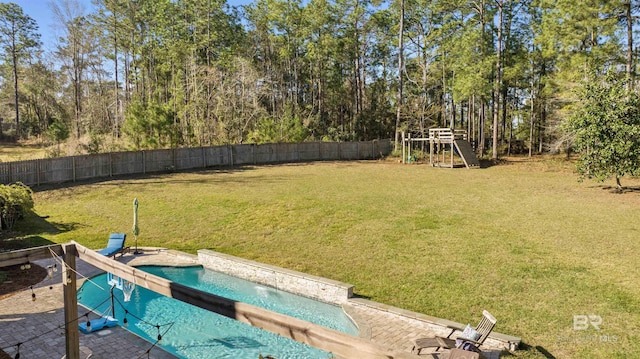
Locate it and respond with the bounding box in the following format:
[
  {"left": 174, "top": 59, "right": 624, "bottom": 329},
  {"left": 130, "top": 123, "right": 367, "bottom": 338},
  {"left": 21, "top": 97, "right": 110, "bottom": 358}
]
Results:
[{"left": 97, "top": 233, "right": 129, "bottom": 258}]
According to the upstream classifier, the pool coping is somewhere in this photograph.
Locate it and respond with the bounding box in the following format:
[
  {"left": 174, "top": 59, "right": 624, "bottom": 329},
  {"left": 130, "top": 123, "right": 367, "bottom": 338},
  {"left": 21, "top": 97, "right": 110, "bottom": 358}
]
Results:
[
  {"left": 346, "top": 298, "right": 521, "bottom": 351},
  {"left": 192, "top": 249, "right": 522, "bottom": 351},
  {"left": 197, "top": 249, "right": 353, "bottom": 304},
  {"left": 3, "top": 247, "right": 518, "bottom": 358}
]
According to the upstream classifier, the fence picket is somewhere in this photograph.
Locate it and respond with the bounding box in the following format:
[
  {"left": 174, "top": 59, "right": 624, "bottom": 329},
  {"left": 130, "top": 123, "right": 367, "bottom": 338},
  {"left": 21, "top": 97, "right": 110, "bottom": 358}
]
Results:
[{"left": 1, "top": 140, "right": 392, "bottom": 186}]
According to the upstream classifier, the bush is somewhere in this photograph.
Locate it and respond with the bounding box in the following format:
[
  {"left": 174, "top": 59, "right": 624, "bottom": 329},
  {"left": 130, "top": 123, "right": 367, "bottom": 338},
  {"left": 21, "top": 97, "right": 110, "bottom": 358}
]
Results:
[
  {"left": 564, "top": 73, "right": 640, "bottom": 190},
  {"left": 248, "top": 114, "right": 309, "bottom": 144},
  {"left": 46, "top": 119, "right": 70, "bottom": 150},
  {"left": 45, "top": 146, "right": 63, "bottom": 158},
  {"left": 0, "top": 182, "right": 34, "bottom": 232},
  {"left": 82, "top": 133, "right": 104, "bottom": 154},
  {"left": 123, "top": 100, "right": 179, "bottom": 149}
]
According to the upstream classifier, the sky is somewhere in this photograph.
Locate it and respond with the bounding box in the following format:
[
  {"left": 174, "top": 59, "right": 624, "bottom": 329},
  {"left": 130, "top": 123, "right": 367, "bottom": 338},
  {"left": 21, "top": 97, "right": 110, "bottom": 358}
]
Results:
[
  {"left": 8, "top": 0, "right": 96, "bottom": 51},
  {"left": 6, "top": 0, "right": 250, "bottom": 52}
]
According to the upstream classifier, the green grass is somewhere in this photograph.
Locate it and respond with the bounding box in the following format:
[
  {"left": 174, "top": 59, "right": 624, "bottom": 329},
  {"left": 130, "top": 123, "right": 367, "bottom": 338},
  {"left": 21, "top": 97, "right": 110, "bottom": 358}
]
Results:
[{"left": 14, "top": 158, "right": 640, "bottom": 358}]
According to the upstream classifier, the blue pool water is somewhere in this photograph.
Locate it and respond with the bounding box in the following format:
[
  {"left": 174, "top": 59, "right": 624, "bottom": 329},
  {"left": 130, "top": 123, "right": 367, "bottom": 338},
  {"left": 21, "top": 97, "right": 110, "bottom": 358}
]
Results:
[{"left": 78, "top": 266, "right": 358, "bottom": 359}]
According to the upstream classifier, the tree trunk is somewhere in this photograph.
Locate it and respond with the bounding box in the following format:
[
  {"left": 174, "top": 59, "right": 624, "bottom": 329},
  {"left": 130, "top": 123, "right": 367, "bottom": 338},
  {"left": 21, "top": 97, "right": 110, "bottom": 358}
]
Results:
[
  {"left": 616, "top": 176, "right": 623, "bottom": 192},
  {"left": 478, "top": 0, "right": 486, "bottom": 157},
  {"left": 538, "top": 100, "right": 545, "bottom": 153},
  {"left": 113, "top": 15, "right": 119, "bottom": 139},
  {"left": 501, "top": 86, "right": 508, "bottom": 143},
  {"left": 470, "top": 95, "right": 475, "bottom": 146},
  {"left": 529, "top": 86, "right": 534, "bottom": 158},
  {"left": 479, "top": 102, "right": 485, "bottom": 157},
  {"left": 12, "top": 36, "right": 19, "bottom": 136},
  {"left": 626, "top": 1, "right": 633, "bottom": 91},
  {"left": 206, "top": 0, "right": 212, "bottom": 144},
  {"left": 73, "top": 34, "right": 82, "bottom": 139},
  {"left": 124, "top": 51, "right": 131, "bottom": 102},
  {"left": 442, "top": 53, "right": 446, "bottom": 127},
  {"left": 394, "top": 0, "right": 404, "bottom": 151},
  {"left": 451, "top": 99, "right": 456, "bottom": 129},
  {"left": 507, "top": 109, "right": 512, "bottom": 156},
  {"left": 492, "top": 0, "right": 504, "bottom": 161},
  {"left": 538, "top": 62, "right": 547, "bottom": 153}
]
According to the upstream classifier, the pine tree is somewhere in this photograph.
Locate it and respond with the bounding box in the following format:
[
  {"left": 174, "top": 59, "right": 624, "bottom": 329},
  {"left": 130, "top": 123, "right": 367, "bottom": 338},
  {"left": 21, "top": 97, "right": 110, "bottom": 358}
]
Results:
[{"left": 0, "top": 2, "right": 40, "bottom": 137}]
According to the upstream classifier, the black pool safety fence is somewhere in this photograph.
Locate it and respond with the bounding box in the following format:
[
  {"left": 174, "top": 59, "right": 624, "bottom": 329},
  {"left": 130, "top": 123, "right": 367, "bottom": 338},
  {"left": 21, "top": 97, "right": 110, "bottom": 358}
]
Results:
[{"left": 0, "top": 140, "right": 392, "bottom": 186}]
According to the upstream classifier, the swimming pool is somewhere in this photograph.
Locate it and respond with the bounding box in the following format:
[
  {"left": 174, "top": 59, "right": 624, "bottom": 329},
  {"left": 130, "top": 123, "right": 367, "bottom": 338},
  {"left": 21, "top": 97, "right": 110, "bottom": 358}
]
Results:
[{"left": 78, "top": 265, "right": 358, "bottom": 358}]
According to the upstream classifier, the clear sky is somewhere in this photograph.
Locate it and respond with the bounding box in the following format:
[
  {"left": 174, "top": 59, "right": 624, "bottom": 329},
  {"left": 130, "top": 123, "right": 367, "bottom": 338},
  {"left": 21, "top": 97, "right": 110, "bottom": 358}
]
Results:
[
  {"left": 6, "top": 0, "right": 249, "bottom": 52},
  {"left": 5, "top": 0, "right": 91, "bottom": 51}
]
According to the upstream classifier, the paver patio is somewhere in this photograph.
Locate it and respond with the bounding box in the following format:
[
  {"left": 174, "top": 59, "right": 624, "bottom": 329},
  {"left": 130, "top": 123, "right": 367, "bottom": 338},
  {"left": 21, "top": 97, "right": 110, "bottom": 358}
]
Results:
[{"left": 0, "top": 249, "right": 506, "bottom": 359}]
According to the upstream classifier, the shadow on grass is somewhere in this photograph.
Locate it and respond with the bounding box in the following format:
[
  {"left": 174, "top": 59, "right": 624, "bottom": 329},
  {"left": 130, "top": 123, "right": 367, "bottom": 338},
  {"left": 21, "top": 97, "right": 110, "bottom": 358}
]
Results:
[
  {"left": 517, "top": 342, "right": 556, "bottom": 359},
  {"left": 598, "top": 185, "right": 640, "bottom": 194},
  {"left": 21, "top": 212, "right": 83, "bottom": 235},
  {"left": 31, "top": 161, "right": 391, "bottom": 193},
  {"left": 535, "top": 346, "right": 556, "bottom": 359},
  {"left": 479, "top": 159, "right": 500, "bottom": 169},
  {"left": 0, "top": 212, "right": 83, "bottom": 251},
  {"left": 31, "top": 165, "right": 260, "bottom": 193},
  {"left": 0, "top": 236, "right": 55, "bottom": 251}
]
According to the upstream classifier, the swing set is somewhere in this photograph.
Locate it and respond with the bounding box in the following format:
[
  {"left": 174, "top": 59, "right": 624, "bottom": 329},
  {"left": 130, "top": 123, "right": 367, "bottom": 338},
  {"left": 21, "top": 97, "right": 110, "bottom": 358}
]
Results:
[{"left": 401, "top": 128, "right": 480, "bottom": 168}]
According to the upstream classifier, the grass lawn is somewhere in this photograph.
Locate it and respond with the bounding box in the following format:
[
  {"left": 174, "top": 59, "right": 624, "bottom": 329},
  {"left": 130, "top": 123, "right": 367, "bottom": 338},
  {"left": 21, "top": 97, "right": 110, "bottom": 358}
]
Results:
[
  {"left": 11, "top": 157, "right": 640, "bottom": 358},
  {"left": 0, "top": 142, "right": 47, "bottom": 162}
]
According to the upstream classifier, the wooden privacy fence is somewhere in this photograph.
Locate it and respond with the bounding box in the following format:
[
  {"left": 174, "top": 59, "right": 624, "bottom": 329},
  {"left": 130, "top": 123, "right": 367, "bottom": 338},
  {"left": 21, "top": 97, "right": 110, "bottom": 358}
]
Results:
[{"left": 0, "top": 140, "right": 391, "bottom": 186}]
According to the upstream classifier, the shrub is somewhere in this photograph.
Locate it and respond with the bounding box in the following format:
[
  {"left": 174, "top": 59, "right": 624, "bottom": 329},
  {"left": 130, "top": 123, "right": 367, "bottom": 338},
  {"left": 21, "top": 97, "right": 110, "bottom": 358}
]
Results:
[
  {"left": 82, "top": 133, "right": 104, "bottom": 154},
  {"left": 46, "top": 119, "right": 70, "bottom": 153},
  {"left": 564, "top": 73, "right": 640, "bottom": 190},
  {"left": 0, "top": 182, "right": 34, "bottom": 232}
]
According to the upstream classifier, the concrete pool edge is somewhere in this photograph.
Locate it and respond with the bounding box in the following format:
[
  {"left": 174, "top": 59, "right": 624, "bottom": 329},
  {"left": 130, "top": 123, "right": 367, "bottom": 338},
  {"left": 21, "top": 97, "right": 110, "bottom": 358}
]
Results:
[
  {"left": 195, "top": 249, "right": 521, "bottom": 351},
  {"left": 346, "top": 298, "right": 521, "bottom": 351},
  {"left": 197, "top": 249, "right": 353, "bottom": 304}
]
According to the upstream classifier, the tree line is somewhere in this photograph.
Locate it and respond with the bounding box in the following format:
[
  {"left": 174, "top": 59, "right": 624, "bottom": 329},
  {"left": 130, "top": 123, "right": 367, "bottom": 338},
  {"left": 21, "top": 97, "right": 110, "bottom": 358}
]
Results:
[{"left": 0, "top": 0, "right": 638, "bottom": 160}]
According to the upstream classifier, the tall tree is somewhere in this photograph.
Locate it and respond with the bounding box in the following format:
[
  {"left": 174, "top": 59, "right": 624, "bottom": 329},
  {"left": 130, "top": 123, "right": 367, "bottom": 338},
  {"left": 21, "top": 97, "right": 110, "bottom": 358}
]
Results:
[
  {"left": 52, "top": 0, "right": 95, "bottom": 139},
  {"left": 492, "top": 0, "right": 505, "bottom": 161},
  {"left": 394, "top": 0, "right": 404, "bottom": 150},
  {"left": 21, "top": 56, "right": 65, "bottom": 136},
  {"left": 0, "top": 2, "right": 40, "bottom": 137},
  {"left": 618, "top": 1, "right": 639, "bottom": 91},
  {"left": 93, "top": 0, "right": 129, "bottom": 139},
  {"left": 535, "top": 0, "right": 622, "bottom": 152}
]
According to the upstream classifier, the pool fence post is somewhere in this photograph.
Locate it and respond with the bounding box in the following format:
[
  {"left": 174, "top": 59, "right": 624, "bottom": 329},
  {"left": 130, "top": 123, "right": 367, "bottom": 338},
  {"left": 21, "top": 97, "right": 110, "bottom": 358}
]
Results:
[{"left": 62, "top": 243, "right": 80, "bottom": 359}]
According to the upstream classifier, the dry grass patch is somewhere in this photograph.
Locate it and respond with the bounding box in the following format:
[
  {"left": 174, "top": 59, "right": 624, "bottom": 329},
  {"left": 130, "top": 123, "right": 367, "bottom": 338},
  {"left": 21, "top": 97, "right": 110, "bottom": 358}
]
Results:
[{"left": 0, "top": 142, "right": 46, "bottom": 161}]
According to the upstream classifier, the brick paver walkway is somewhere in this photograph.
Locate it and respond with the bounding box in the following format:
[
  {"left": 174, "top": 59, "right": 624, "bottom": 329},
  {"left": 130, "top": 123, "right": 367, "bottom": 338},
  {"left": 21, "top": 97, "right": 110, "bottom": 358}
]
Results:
[{"left": 344, "top": 303, "right": 501, "bottom": 359}]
